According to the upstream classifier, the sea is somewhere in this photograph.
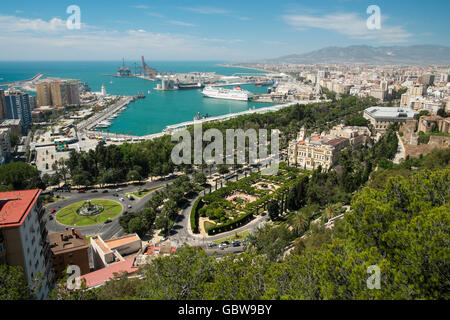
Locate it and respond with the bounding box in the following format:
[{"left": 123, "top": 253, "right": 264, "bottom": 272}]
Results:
[{"left": 0, "top": 61, "right": 274, "bottom": 136}]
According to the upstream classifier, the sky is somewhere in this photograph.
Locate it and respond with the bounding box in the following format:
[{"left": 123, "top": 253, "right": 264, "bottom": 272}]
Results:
[{"left": 0, "top": 0, "right": 449, "bottom": 61}]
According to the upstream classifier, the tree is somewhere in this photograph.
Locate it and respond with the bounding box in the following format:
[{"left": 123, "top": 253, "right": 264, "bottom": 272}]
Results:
[
  {"left": 0, "top": 265, "right": 34, "bottom": 300},
  {"left": 218, "top": 164, "right": 229, "bottom": 175},
  {"left": 0, "top": 162, "right": 45, "bottom": 191},
  {"left": 137, "top": 246, "right": 214, "bottom": 300},
  {"left": 162, "top": 199, "right": 179, "bottom": 221},
  {"left": 126, "top": 170, "right": 142, "bottom": 182},
  {"left": 267, "top": 200, "right": 280, "bottom": 221},
  {"left": 194, "top": 172, "right": 207, "bottom": 185},
  {"left": 128, "top": 217, "right": 147, "bottom": 237}
]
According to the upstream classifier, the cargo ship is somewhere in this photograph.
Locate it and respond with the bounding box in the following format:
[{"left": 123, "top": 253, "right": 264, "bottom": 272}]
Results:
[
  {"left": 202, "top": 86, "right": 254, "bottom": 101},
  {"left": 175, "top": 81, "right": 205, "bottom": 90}
]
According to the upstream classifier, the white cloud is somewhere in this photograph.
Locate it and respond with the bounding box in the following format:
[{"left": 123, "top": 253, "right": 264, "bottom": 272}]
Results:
[
  {"left": 283, "top": 12, "right": 412, "bottom": 43},
  {"left": 0, "top": 14, "right": 66, "bottom": 33},
  {"left": 167, "top": 20, "right": 196, "bottom": 27},
  {"left": 131, "top": 5, "right": 150, "bottom": 9},
  {"left": 0, "top": 14, "right": 253, "bottom": 60},
  {"left": 181, "top": 6, "right": 230, "bottom": 15},
  {"left": 146, "top": 12, "right": 165, "bottom": 18}
]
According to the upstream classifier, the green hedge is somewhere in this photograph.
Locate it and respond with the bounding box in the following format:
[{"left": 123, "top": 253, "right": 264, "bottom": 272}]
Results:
[
  {"left": 207, "top": 211, "right": 254, "bottom": 235},
  {"left": 190, "top": 197, "right": 203, "bottom": 234}
]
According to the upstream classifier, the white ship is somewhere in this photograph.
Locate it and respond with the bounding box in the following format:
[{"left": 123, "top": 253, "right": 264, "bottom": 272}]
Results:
[
  {"left": 202, "top": 86, "right": 254, "bottom": 101},
  {"left": 95, "top": 120, "right": 111, "bottom": 128}
]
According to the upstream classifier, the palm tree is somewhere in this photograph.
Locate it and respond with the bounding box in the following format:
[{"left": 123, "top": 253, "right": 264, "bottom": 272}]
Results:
[{"left": 291, "top": 211, "right": 309, "bottom": 236}]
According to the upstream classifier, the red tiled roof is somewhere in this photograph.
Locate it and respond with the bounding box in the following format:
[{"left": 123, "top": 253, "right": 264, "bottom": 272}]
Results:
[
  {"left": 324, "top": 137, "right": 348, "bottom": 147},
  {"left": 0, "top": 189, "right": 41, "bottom": 228},
  {"left": 79, "top": 257, "right": 138, "bottom": 288}
]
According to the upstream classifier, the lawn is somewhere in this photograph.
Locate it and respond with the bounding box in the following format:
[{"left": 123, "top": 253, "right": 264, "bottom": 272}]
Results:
[
  {"left": 212, "top": 230, "right": 251, "bottom": 244},
  {"left": 129, "top": 186, "right": 163, "bottom": 199},
  {"left": 56, "top": 199, "right": 123, "bottom": 227}
]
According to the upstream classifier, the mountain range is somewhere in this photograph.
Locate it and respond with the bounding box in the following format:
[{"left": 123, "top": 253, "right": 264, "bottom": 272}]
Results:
[{"left": 266, "top": 45, "right": 450, "bottom": 65}]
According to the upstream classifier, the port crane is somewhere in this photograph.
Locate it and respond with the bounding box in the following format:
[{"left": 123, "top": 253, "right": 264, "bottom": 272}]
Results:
[{"left": 137, "top": 56, "right": 157, "bottom": 78}]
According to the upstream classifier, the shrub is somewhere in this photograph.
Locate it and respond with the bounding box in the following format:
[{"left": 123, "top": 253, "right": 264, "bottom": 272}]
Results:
[{"left": 190, "top": 198, "right": 203, "bottom": 234}]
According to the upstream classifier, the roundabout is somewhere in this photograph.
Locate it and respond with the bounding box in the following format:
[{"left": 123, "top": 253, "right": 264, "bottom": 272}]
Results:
[{"left": 55, "top": 199, "right": 123, "bottom": 227}]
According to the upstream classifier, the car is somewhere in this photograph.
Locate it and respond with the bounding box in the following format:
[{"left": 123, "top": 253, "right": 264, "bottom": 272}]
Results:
[
  {"left": 78, "top": 189, "right": 86, "bottom": 193},
  {"left": 232, "top": 240, "right": 241, "bottom": 247},
  {"left": 207, "top": 242, "right": 217, "bottom": 248},
  {"left": 113, "top": 193, "right": 119, "bottom": 197},
  {"left": 49, "top": 209, "right": 56, "bottom": 214},
  {"left": 91, "top": 190, "right": 98, "bottom": 193},
  {"left": 219, "top": 241, "right": 230, "bottom": 250},
  {"left": 119, "top": 198, "right": 125, "bottom": 202},
  {"left": 102, "top": 190, "right": 109, "bottom": 194},
  {"left": 161, "top": 236, "right": 168, "bottom": 242},
  {"left": 128, "top": 205, "right": 132, "bottom": 209},
  {"left": 116, "top": 188, "right": 122, "bottom": 192},
  {"left": 48, "top": 215, "right": 54, "bottom": 221},
  {"left": 104, "top": 219, "right": 112, "bottom": 224},
  {"left": 128, "top": 195, "right": 135, "bottom": 201}
]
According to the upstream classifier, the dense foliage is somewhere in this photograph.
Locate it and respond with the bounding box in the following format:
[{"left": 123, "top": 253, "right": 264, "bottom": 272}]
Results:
[{"left": 52, "top": 159, "right": 449, "bottom": 300}]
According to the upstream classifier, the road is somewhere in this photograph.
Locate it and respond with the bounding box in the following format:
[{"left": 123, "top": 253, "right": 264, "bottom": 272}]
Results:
[
  {"left": 166, "top": 165, "right": 271, "bottom": 254},
  {"left": 45, "top": 162, "right": 279, "bottom": 256},
  {"left": 393, "top": 132, "right": 406, "bottom": 164},
  {"left": 45, "top": 178, "right": 170, "bottom": 240}
]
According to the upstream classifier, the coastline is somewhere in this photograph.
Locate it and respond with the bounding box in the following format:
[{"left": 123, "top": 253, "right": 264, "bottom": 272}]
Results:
[
  {"left": 218, "top": 64, "right": 270, "bottom": 74},
  {"left": 87, "top": 98, "right": 325, "bottom": 142}
]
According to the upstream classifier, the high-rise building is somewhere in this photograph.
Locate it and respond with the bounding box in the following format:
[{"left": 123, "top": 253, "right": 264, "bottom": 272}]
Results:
[
  {"left": 0, "top": 89, "right": 7, "bottom": 120},
  {"left": 35, "top": 80, "right": 53, "bottom": 107},
  {"left": 0, "top": 189, "right": 55, "bottom": 299},
  {"left": 4, "top": 89, "right": 33, "bottom": 126},
  {"left": 419, "top": 74, "right": 435, "bottom": 86},
  {"left": 36, "top": 79, "right": 80, "bottom": 108}
]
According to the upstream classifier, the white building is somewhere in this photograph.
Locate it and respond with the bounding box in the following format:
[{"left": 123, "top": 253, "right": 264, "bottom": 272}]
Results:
[{"left": 364, "top": 106, "right": 418, "bottom": 132}]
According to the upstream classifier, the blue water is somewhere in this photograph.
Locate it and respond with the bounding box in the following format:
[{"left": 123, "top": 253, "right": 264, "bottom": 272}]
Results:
[{"left": 0, "top": 61, "right": 274, "bottom": 135}]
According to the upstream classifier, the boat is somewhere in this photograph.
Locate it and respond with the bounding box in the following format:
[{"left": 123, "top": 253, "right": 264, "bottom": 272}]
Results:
[
  {"left": 255, "top": 80, "right": 274, "bottom": 87},
  {"left": 176, "top": 81, "right": 205, "bottom": 90},
  {"left": 148, "top": 90, "right": 151, "bottom": 94},
  {"left": 95, "top": 120, "right": 111, "bottom": 128},
  {"left": 202, "top": 86, "right": 254, "bottom": 101}
]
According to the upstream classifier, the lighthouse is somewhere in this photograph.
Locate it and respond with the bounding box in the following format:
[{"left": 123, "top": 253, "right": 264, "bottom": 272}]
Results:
[{"left": 101, "top": 84, "right": 106, "bottom": 96}]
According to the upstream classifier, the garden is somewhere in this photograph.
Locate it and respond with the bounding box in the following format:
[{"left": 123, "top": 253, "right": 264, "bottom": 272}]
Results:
[{"left": 191, "top": 163, "right": 308, "bottom": 235}]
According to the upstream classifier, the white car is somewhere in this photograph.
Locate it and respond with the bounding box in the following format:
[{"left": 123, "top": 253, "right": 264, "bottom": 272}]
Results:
[
  {"left": 120, "top": 198, "right": 125, "bottom": 202},
  {"left": 128, "top": 205, "right": 132, "bottom": 209}
]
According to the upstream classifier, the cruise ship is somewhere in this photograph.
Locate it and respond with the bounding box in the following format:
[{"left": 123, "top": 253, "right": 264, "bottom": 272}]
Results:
[{"left": 202, "top": 86, "right": 254, "bottom": 101}]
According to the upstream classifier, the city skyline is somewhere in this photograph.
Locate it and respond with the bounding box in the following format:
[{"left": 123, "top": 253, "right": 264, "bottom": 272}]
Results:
[{"left": 0, "top": 0, "right": 449, "bottom": 61}]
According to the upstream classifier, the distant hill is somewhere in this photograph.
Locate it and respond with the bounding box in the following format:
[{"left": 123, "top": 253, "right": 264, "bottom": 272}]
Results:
[{"left": 268, "top": 45, "right": 450, "bottom": 65}]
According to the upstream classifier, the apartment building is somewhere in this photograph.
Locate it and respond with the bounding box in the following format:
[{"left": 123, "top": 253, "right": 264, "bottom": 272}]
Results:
[
  {"left": 36, "top": 79, "right": 80, "bottom": 108},
  {"left": 49, "top": 228, "right": 90, "bottom": 280},
  {"left": 0, "top": 189, "right": 54, "bottom": 299},
  {"left": 0, "top": 89, "right": 7, "bottom": 120},
  {"left": 4, "top": 89, "right": 33, "bottom": 126}
]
